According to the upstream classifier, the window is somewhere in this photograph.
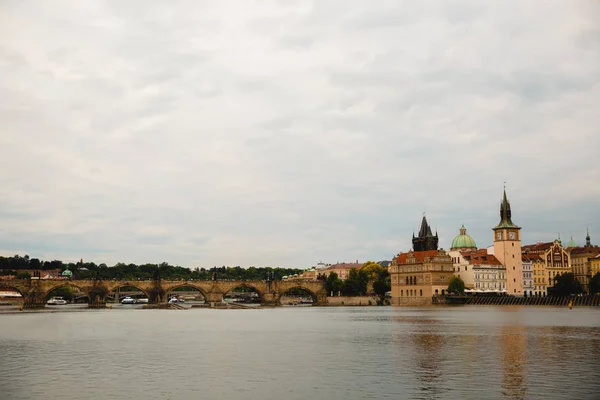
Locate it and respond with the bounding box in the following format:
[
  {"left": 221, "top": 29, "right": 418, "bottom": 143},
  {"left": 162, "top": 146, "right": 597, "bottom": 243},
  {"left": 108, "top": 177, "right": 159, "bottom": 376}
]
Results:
[
  {"left": 401, "top": 290, "right": 403, "bottom": 297},
  {"left": 420, "top": 289, "right": 423, "bottom": 296}
]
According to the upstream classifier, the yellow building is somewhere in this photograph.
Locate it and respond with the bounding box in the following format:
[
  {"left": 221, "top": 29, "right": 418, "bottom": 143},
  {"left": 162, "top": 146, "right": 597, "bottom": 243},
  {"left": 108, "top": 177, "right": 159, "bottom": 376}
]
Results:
[
  {"left": 389, "top": 249, "right": 454, "bottom": 306},
  {"left": 590, "top": 255, "right": 600, "bottom": 282},
  {"left": 569, "top": 247, "right": 600, "bottom": 292},
  {"left": 525, "top": 254, "right": 547, "bottom": 296},
  {"left": 522, "top": 239, "right": 571, "bottom": 294}
]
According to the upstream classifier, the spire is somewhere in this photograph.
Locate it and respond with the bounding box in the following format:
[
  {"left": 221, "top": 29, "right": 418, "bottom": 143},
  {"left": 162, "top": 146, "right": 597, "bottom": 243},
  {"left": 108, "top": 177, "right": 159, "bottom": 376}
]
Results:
[
  {"left": 494, "top": 186, "right": 519, "bottom": 229},
  {"left": 418, "top": 215, "right": 429, "bottom": 237},
  {"left": 586, "top": 226, "right": 591, "bottom": 247}
]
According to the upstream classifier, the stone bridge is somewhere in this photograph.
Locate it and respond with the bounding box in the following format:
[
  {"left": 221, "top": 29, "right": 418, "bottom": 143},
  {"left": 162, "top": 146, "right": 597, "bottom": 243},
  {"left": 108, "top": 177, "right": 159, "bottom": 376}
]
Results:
[{"left": 0, "top": 278, "right": 328, "bottom": 309}]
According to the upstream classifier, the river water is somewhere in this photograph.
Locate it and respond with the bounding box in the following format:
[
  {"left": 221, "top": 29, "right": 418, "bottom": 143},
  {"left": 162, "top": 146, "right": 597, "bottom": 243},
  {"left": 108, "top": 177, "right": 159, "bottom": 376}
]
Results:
[{"left": 0, "top": 306, "right": 599, "bottom": 400}]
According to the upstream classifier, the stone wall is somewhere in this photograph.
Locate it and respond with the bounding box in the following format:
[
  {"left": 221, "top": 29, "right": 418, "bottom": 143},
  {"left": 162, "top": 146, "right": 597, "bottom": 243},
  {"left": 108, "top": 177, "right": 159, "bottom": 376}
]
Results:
[
  {"left": 325, "top": 296, "right": 380, "bottom": 306},
  {"left": 390, "top": 296, "right": 434, "bottom": 306}
]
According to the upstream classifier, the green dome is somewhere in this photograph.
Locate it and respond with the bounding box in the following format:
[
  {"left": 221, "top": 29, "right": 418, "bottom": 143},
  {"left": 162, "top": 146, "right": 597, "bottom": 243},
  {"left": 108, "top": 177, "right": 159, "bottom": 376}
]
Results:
[
  {"left": 566, "top": 236, "right": 577, "bottom": 248},
  {"left": 451, "top": 225, "right": 477, "bottom": 250},
  {"left": 61, "top": 268, "right": 73, "bottom": 277}
]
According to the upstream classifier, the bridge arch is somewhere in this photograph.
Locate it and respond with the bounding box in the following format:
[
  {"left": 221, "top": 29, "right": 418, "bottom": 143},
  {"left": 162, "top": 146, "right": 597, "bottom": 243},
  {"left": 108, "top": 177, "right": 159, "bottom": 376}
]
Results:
[
  {"left": 106, "top": 283, "right": 151, "bottom": 302},
  {"left": 0, "top": 282, "right": 26, "bottom": 297},
  {"left": 223, "top": 283, "right": 264, "bottom": 304},
  {"left": 165, "top": 283, "right": 207, "bottom": 302},
  {"left": 277, "top": 285, "right": 318, "bottom": 305},
  {"left": 42, "top": 282, "right": 88, "bottom": 302}
]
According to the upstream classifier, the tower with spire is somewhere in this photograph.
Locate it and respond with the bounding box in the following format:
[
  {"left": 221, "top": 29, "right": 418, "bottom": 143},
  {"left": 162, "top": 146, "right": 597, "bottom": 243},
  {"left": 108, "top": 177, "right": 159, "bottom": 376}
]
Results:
[
  {"left": 493, "top": 187, "right": 523, "bottom": 296},
  {"left": 412, "top": 215, "right": 439, "bottom": 251},
  {"left": 586, "top": 227, "right": 592, "bottom": 247}
]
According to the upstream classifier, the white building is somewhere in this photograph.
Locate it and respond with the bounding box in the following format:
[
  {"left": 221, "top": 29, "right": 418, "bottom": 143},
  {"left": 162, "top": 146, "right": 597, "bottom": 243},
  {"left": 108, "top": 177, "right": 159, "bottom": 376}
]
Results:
[
  {"left": 521, "top": 256, "right": 534, "bottom": 296},
  {"left": 450, "top": 249, "right": 506, "bottom": 293}
]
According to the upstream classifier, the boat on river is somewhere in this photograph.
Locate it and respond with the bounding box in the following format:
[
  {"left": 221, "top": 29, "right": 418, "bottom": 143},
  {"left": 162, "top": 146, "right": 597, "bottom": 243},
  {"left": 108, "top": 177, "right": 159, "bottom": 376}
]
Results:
[{"left": 47, "top": 297, "right": 68, "bottom": 305}]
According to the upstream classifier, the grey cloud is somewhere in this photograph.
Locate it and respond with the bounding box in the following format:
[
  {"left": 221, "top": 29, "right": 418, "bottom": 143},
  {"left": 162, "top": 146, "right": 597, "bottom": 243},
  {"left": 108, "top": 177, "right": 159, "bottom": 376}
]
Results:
[{"left": 0, "top": 0, "right": 598, "bottom": 267}]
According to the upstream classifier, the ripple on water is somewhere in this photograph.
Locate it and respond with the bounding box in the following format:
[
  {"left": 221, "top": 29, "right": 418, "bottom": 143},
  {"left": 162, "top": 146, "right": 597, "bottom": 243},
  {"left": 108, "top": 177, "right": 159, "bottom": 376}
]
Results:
[{"left": 0, "top": 307, "right": 599, "bottom": 400}]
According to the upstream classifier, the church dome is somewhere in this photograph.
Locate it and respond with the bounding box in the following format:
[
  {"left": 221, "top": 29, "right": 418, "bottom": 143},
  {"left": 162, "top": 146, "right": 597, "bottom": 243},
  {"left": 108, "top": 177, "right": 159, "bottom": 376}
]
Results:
[
  {"left": 61, "top": 267, "right": 73, "bottom": 277},
  {"left": 566, "top": 236, "right": 577, "bottom": 248},
  {"left": 451, "top": 225, "right": 477, "bottom": 250}
]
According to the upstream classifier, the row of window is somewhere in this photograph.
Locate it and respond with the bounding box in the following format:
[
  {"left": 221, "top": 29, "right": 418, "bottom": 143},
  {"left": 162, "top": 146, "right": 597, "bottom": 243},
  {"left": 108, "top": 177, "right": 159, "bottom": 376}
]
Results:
[{"left": 400, "top": 289, "right": 423, "bottom": 297}]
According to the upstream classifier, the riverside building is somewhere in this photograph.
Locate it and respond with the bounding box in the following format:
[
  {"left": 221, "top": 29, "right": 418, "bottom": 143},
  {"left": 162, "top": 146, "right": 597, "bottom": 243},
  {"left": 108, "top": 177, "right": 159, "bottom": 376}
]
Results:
[{"left": 390, "top": 217, "right": 454, "bottom": 305}]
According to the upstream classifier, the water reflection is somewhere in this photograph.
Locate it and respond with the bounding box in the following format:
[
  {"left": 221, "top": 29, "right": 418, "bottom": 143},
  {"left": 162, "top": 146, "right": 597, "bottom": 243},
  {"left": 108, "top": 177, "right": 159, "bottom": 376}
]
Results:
[
  {"left": 500, "top": 325, "right": 528, "bottom": 399},
  {"left": 1, "top": 307, "right": 599, "bottom": 400}
]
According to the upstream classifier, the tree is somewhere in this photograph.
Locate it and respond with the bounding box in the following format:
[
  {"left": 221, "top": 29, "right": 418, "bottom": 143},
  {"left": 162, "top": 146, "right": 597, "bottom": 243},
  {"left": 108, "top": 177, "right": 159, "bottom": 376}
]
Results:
[
  {"left": 551, "top": 273, "right": 583, "bottom": 296},
  {"left": 361, "top": 261, "right": 387, "bottom": 280},
  {"left": 326, "top": 272, "right": 343, "bottom": 295},
  {"left": 373, "top": 279, "right": 389, "bottom": 297},
  {"left": 16, "top": 272, "right": 31, "bottom": 280},
  {"left": 447, "top": 276, "right": 465, "bottom": 294},
  {"left": 342, "top": 268, "right": 369, "bottom": 296},
  {"left": 588, "top": 272, "right": 600, "bottom": 295}
]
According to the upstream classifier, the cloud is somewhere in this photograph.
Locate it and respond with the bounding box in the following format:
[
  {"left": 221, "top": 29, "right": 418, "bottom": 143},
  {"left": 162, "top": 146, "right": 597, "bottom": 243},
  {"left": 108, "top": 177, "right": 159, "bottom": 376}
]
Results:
[{"left": 1, "top": 0, "right": 599, "bottom": 268}]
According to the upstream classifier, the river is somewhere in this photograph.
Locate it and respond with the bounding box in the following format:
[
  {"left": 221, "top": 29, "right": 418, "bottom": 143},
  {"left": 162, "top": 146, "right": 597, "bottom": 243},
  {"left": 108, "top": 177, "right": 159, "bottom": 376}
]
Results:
[{"left": 0, "top": 306, "right": 599, "bottom": 400}]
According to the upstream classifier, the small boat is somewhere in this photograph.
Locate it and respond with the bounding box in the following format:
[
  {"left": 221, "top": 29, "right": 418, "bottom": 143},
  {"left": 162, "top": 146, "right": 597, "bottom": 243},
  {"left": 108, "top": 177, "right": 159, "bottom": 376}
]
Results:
[
  {"left": 121, "top": 297, "right": 136, "bottom": 304},
  {"left": 47, "top": 297, "right": 68, "bottom": 305},
  {"left": 168, "top": 297, "right": 185, "bottom": 304},
  {"left": 136, "top": 298, "right": 149, "bottom": 304}
]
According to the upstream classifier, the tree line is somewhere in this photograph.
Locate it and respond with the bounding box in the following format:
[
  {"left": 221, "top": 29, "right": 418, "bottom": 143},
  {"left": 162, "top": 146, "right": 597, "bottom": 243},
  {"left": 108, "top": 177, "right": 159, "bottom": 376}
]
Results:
[{"left": 0, "top": 255, "right": 304, "bottom": 281}]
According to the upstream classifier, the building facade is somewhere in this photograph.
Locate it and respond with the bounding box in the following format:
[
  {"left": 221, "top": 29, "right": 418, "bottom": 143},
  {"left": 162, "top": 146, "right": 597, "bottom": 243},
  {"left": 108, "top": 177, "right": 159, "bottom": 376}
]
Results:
[
  {"left": 320, "top": 262, "right": 364, "bottom": 280},
  {"left": 389, "top": 249, "right": 454, "bottom": 305},
  {"left": 531, "top": 255, "right": 547, "bottom": 296},
  {"left": 568, "top": 229, "right": 599, "bottom": 292},
  {"left": 492, "top": 189, "right": 523, "bottom": 295},
  {"left": 522, "top": 240, "right": 571, "bottom": 295},
  {"left": 521, "top": 256, "right": 534, "bottom": 296}
]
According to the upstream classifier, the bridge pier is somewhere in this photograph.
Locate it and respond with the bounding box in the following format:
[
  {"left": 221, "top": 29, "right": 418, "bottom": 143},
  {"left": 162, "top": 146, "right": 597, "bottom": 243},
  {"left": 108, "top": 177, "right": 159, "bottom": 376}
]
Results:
[
  {"left": 23, "top": 291, "right": 45, "bottom": 309},
  {"left": 315, "top": 294, "right": 328, "bottom": 306},
  {"left": 149, "top": 286, "right": 166, "bottom": 304},
  {"left": 87, "top": 285, "right": 108, "bottom": 309},
  {"left": 205, "top": 292, "right": 224, "bottom": 307},
  {"left": 261, "top": 292, "right": 279, "bottom": 307}
]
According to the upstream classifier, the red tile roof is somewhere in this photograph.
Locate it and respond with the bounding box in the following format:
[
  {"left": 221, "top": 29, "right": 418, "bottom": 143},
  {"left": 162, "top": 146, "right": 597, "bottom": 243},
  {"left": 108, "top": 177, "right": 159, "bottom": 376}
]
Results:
[
  {"left": 569, "top": 246, "right": 600, "bottom": 256},
  {"left": 324, "top": 263, "right": 364, "bottom": 270},
  {"left": 460, "top": 252, "right": 502, "bottom": 266},
  {"left": 395, "top": 250, "right": 444, "bottom": 264},
  {"left": 522, "top": 242, "right": 553, "bottom": 253},
  {"left": 522, "top": 253, "right": 543, "bottom": 262}
]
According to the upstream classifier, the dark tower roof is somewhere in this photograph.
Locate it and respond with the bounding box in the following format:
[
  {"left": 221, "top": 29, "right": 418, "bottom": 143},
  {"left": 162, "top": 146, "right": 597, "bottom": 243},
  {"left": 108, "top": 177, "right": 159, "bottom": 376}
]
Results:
[
  {"left": 413, "top": 215, "right": 439, "bottom": 251},
  {"left": 494, "top": 189, "right": 520, "bottom": 230},
  {"left": 418, "top": 216, "right": 435, "bottom": 237}
]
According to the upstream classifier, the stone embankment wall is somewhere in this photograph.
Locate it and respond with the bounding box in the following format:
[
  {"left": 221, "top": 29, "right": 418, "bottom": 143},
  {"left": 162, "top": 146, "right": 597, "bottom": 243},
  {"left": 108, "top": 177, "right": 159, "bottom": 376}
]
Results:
[{"left": 325, "top": 296, "right": 380, "bottom": 306}]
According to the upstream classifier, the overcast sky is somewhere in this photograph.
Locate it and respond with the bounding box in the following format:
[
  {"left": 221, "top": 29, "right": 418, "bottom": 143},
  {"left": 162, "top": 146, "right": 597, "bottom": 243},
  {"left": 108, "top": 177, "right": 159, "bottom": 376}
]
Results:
[{"left": 1, "top": 1, "right": 599, "bottom": 268}]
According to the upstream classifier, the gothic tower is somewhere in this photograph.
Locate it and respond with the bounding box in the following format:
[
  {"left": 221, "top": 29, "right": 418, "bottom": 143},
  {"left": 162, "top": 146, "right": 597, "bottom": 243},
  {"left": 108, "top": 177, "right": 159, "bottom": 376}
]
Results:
[
  {"left": 493, "top": 189, "right": 523, "bottom": 295},
  {"left": 412, "top": 216, "right": 439, "bottom": 251}
]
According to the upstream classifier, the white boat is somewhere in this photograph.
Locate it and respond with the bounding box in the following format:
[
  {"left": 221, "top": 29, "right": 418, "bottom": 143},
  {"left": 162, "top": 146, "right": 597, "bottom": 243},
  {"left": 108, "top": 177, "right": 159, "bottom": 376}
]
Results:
[
  {"left": 168, "top": 297, "right": 184, "bottom": 304},
  {"left": 121, "top": 297, "right": 136, "bottom": 304},
  {"left": 47, "top": 297, "right": 68, "bottom": 305},
  {"left": 136, "top": 298, "right": 149, "bottom": 304}
]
